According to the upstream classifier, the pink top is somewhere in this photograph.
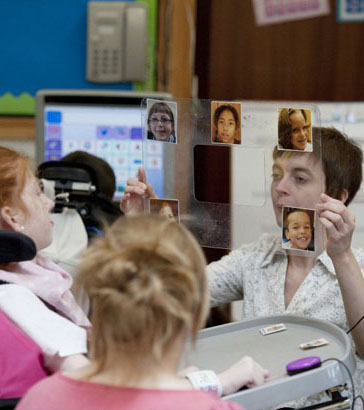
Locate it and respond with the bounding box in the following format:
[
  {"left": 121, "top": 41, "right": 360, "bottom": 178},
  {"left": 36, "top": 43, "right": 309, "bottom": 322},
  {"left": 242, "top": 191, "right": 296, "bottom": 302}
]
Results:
[
  {"left": 0, "top": 254, "right": 90, "bottom": 328},
  {"left": 16, "top": 373, "right": 243, "bottom": 410},
  {"left": 0, "top": 310, "right": 48, "bottom": 398}
]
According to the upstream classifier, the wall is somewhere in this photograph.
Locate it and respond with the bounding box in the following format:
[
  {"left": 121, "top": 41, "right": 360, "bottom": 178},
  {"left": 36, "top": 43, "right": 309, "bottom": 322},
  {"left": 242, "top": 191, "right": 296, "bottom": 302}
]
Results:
[
  {"left": 0, "top": 0, "right": 157, "bottom": 115},
  {"left": 196, "top": 0, "right": 364, "bottom": 101},
  {"left": 0, "top": 0, "right": 157, "bottom": 158}
]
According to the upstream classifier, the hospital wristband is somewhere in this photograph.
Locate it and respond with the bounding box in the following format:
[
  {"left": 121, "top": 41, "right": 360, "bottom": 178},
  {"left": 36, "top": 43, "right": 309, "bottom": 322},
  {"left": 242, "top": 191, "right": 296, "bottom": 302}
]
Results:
[{"left": 186, "top": 370, "right": 223, "bottom": 397}]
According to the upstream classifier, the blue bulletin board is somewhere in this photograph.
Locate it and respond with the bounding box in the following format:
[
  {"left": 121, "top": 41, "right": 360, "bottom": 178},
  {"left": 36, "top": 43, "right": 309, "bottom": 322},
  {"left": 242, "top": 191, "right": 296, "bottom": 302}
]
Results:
[{"left": 0, "top": 0, "right": 157, "bottom": 115}]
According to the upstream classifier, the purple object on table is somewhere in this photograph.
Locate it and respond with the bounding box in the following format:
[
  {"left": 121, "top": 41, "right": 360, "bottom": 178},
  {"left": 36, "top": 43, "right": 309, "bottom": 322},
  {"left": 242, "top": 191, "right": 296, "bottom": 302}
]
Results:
[{"left": 286, "top": 356, "right": 321, "bottom": 375}]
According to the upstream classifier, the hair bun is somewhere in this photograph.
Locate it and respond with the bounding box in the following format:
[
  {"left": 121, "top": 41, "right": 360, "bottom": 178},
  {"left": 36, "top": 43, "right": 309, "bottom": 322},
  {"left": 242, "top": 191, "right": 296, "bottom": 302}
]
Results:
[{"left": 78, "top": 215, "right": 208, "bottom": 360}]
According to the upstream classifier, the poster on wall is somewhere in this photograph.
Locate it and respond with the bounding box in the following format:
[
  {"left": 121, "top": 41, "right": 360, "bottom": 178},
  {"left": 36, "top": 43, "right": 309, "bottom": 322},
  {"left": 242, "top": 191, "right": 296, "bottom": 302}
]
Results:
[
  {"left": 337, "top": 0, "right": 364, "bottom": 22},
  {"left": 252, "top": 0, "right": 330, "bottom": 26}
]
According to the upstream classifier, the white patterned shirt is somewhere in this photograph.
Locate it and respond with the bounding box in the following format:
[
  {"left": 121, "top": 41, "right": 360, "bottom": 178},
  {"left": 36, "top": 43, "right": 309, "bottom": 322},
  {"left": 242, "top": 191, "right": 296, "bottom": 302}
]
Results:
[{"left": 207, "top": 233, "right": 364, "bottom": 407}]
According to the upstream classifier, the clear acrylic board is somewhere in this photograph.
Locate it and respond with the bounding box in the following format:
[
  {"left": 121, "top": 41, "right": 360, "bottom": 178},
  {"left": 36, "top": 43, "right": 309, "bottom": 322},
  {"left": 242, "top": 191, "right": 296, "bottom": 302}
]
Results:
[{"left": 141, "top": 98, "right": 325, "bottom": 257}]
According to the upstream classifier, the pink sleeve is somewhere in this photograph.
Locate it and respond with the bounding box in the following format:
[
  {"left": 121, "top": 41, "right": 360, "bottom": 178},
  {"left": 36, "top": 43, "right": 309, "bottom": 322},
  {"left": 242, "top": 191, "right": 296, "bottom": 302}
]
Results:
[
  {"left": 225, "top": 400, "right": 244, "bottom": 410},
  {"left": 211, "top": 398, "right": 243, "bottom": 410}
]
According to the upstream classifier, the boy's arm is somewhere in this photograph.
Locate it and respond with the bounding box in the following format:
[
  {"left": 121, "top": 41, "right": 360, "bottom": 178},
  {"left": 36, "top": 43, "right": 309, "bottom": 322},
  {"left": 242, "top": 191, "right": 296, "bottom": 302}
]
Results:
[{"left": 317, "top": 193, "right": 364, "bottom": 357}]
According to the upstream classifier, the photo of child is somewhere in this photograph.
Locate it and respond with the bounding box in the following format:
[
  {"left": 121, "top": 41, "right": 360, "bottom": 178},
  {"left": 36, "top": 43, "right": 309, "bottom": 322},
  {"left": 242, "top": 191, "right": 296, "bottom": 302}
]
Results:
[
  {"left": 149, "top": 198, "right": 180, "bottom": 222},
  {"left": 278, "top": 108, "right": 312, "bottom": 152},
  {"left": 282, "top": 207, "right": 315, "bottom": 252},
  {"left": 146, "top": 99, "right": 177, "bottom": 144},
  {"left": 211, "top": 101, "right": 242, "bottom": 145}
]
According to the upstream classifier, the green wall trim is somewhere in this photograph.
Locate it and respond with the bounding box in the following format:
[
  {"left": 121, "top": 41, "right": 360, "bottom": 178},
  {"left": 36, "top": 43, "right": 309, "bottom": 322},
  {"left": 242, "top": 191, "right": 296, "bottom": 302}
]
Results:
[
  {"left": 0, "top": 92, "right": 35, "bottom": 115},
  {"left": 134, "top": 0, "right": 157, "bottom": 92}
]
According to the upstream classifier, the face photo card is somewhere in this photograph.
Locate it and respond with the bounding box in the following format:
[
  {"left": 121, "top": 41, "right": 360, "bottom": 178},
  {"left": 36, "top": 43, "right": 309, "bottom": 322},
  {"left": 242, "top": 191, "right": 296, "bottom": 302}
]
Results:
[
  {"left": 146, "top": 99, "right": 178, "bottom": 144},
  {"left": 211, "top": 101, "right": 242, "bottom": 145},
  {"left": 282, "top": 206, "right": 315, "bottom": 253},
  {"left": 278, "top": 108, "right": 312, "bottom": 152},
  {"left": 149, "top": 198, "right": 180, "bottom": 223}
]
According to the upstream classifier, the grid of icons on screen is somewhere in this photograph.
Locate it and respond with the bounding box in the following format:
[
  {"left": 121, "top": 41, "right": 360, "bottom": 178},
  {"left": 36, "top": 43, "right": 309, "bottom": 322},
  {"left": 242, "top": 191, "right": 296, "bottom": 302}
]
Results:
[{"left": 44, "top": 110, "right": 150, "bottom": 194}]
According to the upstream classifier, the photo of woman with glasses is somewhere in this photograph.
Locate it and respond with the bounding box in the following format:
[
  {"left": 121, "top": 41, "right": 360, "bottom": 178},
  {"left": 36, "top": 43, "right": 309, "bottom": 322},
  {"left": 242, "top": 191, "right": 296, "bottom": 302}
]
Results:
[{"left": 147, "top": 100, "right": 177, "bottom": 143}]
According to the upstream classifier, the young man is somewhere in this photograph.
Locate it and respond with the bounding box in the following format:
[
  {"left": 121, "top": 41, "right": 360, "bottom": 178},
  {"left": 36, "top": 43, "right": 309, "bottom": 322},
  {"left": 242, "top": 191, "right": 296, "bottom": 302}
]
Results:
[{"left": 121, "top": 127, "right": 364, "bottom": 406}]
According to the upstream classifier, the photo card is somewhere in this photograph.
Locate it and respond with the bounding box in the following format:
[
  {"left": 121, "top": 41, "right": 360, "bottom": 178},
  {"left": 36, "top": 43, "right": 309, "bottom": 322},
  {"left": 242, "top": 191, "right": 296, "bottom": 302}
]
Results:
[
  {"left": 282, "top": 206, "right": 315, "bottom": 252},
  {"left": 278, "top": 108, "right": 312, "bottom": 152},
  {"left": 149, "top": 198, "right": 180, "bottom": 223},
  {"left": 146, "top": 99, "right": 178, "bottom": 144},
  {"left": 211, "top": 101, "right": 242, "bottom": 145}
]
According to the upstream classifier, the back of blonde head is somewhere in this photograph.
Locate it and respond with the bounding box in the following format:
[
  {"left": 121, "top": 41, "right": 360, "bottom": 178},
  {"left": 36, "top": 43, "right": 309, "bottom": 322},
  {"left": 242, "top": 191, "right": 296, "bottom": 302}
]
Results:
[{"left": 78, "top": 215, "right": 208, "bottom": 373}]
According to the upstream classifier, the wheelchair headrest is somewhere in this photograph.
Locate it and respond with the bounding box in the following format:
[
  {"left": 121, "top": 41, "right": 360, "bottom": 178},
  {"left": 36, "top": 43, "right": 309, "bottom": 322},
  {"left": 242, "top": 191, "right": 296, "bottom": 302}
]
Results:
[
  {"left": 37, "top": 160, "right": 122, "bottom": 236},
  {"left": 38, "top": 161, "right": 97, "bottom": 194},
  {"left": 38, "top": 161, "right": 99, "bottom": 213},
  {"left": 61, "top": 150, "right": 116, "bottom": 200},
  {"left": 0, "top": 231, "right": 36, "bottom": 263}
]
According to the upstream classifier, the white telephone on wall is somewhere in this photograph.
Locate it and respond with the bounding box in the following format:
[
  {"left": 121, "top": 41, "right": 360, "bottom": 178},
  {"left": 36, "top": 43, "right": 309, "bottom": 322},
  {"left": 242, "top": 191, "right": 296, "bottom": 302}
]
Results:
[{"left": 87, "top": 1, "right": 147, "bottom": 83}]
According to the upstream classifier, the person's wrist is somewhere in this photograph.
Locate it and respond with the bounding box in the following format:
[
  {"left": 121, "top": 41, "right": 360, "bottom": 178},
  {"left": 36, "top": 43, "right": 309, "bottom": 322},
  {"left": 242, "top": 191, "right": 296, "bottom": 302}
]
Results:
[
  {"left": 185, "top": 370, "right": 223, "bottom": 397},
  {"left": 329, "top": 247, "right": 354, "bottom": 266},
  {"left": 217, "top": 369, "right": 241, "bottom": 396}
]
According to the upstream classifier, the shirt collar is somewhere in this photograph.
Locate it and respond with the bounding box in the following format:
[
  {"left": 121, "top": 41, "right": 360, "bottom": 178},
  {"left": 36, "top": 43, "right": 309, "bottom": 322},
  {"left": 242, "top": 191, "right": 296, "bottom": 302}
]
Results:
[
  {"left": 316, "top": 251, "right": 337, "bottom": 276},
  {"left": 260, "top": 235, "right": 336, "bottom": 276},
  {"left": 260, "top": 235, "right": 282, "bottom": 268}
]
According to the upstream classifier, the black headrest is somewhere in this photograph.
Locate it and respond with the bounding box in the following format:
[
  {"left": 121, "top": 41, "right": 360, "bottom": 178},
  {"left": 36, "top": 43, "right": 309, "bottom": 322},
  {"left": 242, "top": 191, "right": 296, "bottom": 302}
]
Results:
[
  {"left": 38, "top": 161, "right": 98, "bottom": 186},
  {"left": 0, "top": 231, "right": 37, "bottom": 263}
]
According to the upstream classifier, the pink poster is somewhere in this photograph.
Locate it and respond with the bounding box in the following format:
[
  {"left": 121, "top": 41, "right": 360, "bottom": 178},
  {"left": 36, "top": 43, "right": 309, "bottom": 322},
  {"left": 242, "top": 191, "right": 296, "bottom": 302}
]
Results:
[{"left": 252, "top": 0, "right": 330, "bottom": 25}]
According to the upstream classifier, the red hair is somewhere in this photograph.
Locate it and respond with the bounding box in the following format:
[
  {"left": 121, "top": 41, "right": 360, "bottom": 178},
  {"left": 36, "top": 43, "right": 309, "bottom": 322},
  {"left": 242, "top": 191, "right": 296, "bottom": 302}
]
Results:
[{"left": 0, "top": 147, "right": 31, "bottom": 210}]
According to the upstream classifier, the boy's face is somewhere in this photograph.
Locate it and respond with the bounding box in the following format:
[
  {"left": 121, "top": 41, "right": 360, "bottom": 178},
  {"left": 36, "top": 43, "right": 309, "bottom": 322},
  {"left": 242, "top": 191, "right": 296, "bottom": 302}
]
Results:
[
  {"left": 271, "top": 153, "right": 325, "bottom": 226},
  {"left": 285, "top": 211, "right": 312, "bottom": 250}
]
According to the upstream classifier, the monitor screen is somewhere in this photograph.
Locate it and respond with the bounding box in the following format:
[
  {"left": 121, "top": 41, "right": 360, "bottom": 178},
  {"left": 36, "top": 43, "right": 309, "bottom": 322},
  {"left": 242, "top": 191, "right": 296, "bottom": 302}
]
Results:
[{"left": 36, "top": 90, "right": 170, "bottom": 200}]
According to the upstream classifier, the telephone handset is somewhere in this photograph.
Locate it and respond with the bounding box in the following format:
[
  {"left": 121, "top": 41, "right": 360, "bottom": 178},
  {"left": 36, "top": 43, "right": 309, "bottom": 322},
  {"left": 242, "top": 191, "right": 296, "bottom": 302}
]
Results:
[{"left": 87, "top": 1, "right": 147, "bottom": 83}]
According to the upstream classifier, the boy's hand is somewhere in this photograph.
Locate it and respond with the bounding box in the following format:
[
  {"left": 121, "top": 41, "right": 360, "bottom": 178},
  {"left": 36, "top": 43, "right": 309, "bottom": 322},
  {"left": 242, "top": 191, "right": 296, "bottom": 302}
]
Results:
[{"left": 120, "top": 167, "right": 156, "bottom": 215}]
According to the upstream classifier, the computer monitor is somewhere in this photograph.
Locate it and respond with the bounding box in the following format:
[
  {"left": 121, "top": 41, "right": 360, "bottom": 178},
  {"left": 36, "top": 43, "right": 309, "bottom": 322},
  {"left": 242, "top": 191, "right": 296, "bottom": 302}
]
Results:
[{"left": 35, "top": 89, "right": 171, "bottom": 200}]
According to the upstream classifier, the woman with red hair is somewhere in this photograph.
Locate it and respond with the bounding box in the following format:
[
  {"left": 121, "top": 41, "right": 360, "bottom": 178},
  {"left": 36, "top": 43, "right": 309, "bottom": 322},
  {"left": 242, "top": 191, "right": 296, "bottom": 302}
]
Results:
[{"left": 0, "top": 146, "right": 90, "bottom": 374}]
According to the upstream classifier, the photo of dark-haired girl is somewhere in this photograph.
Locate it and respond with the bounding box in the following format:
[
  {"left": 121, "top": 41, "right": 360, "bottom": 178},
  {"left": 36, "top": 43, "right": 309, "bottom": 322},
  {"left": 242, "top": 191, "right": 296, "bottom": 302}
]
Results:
[{"left": 211, "top": 101, "right": 242, "bottom": 145}]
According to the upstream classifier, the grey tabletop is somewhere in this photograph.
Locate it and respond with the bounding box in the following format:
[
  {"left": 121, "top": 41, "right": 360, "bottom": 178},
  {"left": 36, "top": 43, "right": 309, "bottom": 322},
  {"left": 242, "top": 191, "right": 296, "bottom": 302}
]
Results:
[{"left": 181, "top": 315, "right": 355, "bottom": 409}]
